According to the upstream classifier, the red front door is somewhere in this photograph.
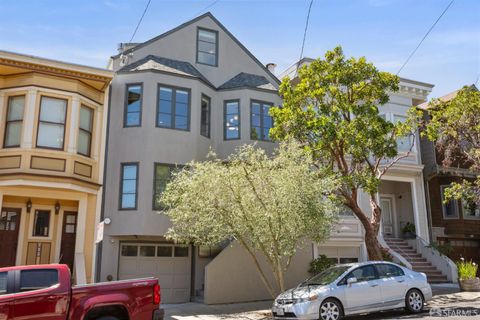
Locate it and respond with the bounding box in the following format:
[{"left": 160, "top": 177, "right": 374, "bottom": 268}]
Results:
[
  {"left": 59, "top": 212, "right": 77, "bottom": 273},
  {"left": 0, "top": 208, "right": 21, "bottom": 267}
]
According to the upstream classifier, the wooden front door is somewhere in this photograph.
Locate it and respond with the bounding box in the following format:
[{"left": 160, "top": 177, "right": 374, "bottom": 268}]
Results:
[
  {"left": 380, "top": 196, "right": 395, "bottom": 237},
  {"left": 0, "top": 208, "right": 21, "bottom": 267},
  {"left": 59, "top": 211, "right": 77, "bottom": 272}
]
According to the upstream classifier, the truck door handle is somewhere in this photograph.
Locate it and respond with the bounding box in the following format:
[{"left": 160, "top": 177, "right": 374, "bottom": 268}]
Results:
[{"left": 46, "top": 295, "right": 57, "bottom": 301}]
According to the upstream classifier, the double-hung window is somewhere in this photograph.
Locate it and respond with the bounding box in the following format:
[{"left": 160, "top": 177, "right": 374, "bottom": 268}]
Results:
[
  {"left": 120, "top": 163, "right": 139, "bottom": 210},
  {"left": 394, "top": 115, "right": 414, "bottom": 152},
  {"left": 200, "top": 95, "right": 211, "bottom": 138},
  {"left": 4, "top": 95, "right": 25, "bottom": 148},
  {"left": 440, "top": 185, "right": 459, "bottom": 219},
  {"left": 78, "top": 106, "right": 93, "bottom": 157},
  {"left": 157, "top": 86, "right": 190, "bottom": 130},
  {"left": 153, "top": 164, "right": 176, "bottom": 210},
  {"left": 124, "top": 84, "right": 142, "bottom": 127},
  {"left": 224, "top": 100, "right": 240, "bottom": 140},
  {"left": 37, "top": 96, "right": 67, "bottom": 150},
  {"left": 250, "top": 100, "right": 273, "bottom": 141},
  {"left": 197, "top": 28, "right": 218, "bottom": 66}
]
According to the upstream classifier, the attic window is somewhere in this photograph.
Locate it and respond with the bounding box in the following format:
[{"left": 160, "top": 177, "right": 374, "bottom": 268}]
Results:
[{"left": 197, "top": 28, "right": 218, "bottom": 66}]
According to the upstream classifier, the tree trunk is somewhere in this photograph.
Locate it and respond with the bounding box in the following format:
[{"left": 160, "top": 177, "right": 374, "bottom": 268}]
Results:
[{"left": 364, "top": 227, "right": 383, "bottom": 260}]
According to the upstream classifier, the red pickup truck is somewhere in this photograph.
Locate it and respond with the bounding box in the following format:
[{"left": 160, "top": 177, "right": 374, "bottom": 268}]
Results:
[{"left": 0, "top": 264, "right": 164, "bottom": 320}]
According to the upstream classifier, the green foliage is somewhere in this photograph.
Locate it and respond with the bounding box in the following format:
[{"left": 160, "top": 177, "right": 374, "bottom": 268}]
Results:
[
  {"left": 425, "top": 86, "right": 480, "bottom": 205},
  {"left": 401, "top": 222, "right": 416, "bottom": 234},
  {"left": 269, "top": 46, "right": 422, "bottom": 260},
  {"left": 426, "top": 241, "right": 453, "bottom": 257},
  {"left": 308, "top": 255, "right": 336, "bottom": 275},
  {"left": 161, "top": 141, "right": 339, "bottom": 295},
  {"left": 456, "top": 258, "right": 478, "bottom": 280}
]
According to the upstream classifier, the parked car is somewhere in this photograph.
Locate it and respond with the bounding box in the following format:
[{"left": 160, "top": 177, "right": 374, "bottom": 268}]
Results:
[
  {"left": 0, "top": 264, "right": 164, "bottom": 320},
  {"left": 272, "top": 261, "right": 432, "bottom": 320}
]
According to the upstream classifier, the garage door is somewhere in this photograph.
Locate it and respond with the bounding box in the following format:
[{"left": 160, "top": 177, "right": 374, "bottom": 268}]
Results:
[{"left": 118, "top": 243, "right": 191, "bottom": 303}]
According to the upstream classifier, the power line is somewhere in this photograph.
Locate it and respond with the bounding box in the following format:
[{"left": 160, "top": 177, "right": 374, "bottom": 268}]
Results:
[
  {"left": 396, "top": 0, "right": 455, "bottom": 75},
  {"left": 299, "top": 0, "right": 314, "bottom": 61},
  {"left": 190, "top": 0, "right": 221, "bottom": 19},
  {"left": 129, "top": 0, "right": 152, "bottom": 43}
]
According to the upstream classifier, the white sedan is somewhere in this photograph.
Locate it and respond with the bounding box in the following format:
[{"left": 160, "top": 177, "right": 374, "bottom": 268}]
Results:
[{"left": 272, "top": 261, "right": 432, "bottom": 320}]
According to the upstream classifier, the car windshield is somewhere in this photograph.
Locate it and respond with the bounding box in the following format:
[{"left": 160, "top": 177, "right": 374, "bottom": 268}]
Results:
[{"left": 299, "top": 265, "right": 351, "bottom": 287}]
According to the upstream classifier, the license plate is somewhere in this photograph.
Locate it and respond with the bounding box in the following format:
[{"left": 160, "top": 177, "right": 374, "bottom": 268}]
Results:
[{"left": 276, "top": 308, "right": 284, "bottom": 316}]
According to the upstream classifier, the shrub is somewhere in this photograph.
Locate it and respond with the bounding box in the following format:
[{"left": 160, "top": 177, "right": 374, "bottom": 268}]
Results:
[
  {"left": 457, "top": 258, "right": 478, "bottom": 280},
  {"left": 308, "top": 255, "right": 336, "bottom": 275},
  {"left": 402, "top": 222, "right": 416, "bottom": 234}
]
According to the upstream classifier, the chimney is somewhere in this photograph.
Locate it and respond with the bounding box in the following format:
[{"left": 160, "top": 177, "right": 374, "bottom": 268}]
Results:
[
  {"left": 266, "top": 63, "right": 277, "bottom": 74},
  {"left": 117, "top": 43, "right": 140, "bottom": 54}
]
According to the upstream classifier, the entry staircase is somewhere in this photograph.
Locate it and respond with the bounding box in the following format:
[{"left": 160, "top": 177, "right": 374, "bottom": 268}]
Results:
[{"left": 385, "top": 237, "right": 449, "bottom": 283}]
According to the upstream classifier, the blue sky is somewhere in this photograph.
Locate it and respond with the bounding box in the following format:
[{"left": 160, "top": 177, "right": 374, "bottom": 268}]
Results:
[{"left": 1, "top": 0, "right": 478, "bottom": 98}]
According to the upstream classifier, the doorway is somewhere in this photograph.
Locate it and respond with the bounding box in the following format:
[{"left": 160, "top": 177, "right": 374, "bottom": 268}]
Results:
[
  {"left": 380, "top": 195, "right": 396, "bottom": 238},
  {"left": 0, "top": 208, "right": 21, "bottom": 267},
  {"left": 59, "top": 211, "right": 77, "bottom": 273}
]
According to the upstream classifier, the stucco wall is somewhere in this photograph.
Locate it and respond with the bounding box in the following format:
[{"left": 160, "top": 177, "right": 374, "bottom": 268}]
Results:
[{"left": 204, "top": 241, "right": 312, "bottom": 304}]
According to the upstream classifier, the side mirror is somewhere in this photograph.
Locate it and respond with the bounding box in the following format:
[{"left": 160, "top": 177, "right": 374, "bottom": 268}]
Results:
[{"left": 347, "top": 277, "right": 357, "bottom": 285}]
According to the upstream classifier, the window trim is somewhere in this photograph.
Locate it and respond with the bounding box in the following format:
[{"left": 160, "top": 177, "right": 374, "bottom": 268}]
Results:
[
  {"left": 123, "top": 83, "right": 143, "bottom": 128},
  {"left": 119, "top": 162, "right": 139, "bottom": 211},
  {"left": 36, "top": 96, "right": 68, "bottom": 151},
  {"left": 200, "top": 94, "right": 211, "bottom": 138},
  {"left": 462, "top": 198, "right": 480, "bottom": 220},
  {"left": 224, "top": 99, "right": 241, "bottom": 141},
  {"left": 3, "top": 95, "right": 25, "bottom": 148},
  {"left": 440, "top": 184, "right": 459, "bottom": 220},
  {"left": 77, "top": 105, "right": 94, "bottom": 157},
  {"left": 250, "top": 99, "right": 274, "bottom": 142},
  {"left": 152, "top": 162, "right": 178, "bottom": 211},
  {"left": 156, "top": 84, "right": 191, "bottom": 131},
  {"left": 196, "top": 27, "right": 219, "bottom": 67}
]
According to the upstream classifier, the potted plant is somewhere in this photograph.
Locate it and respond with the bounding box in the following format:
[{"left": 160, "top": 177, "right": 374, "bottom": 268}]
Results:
[
  {"left": 401, "top": 222, "right": 416, "bottom": 239},
  {"left": 457, "top": 258, "right": 480, "bottom": 292}
]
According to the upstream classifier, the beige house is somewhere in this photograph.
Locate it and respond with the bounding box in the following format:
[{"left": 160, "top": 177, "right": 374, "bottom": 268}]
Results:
[{"left": 0, "top": 50, "right": 112, "bottom": 284}]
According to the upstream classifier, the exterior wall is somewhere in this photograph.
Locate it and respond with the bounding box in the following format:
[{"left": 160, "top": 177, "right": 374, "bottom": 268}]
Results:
[
  {"left": 0, "top": 52, "right": 112, "bottom": 284},
  {"left": 204, "top": 241, "right": 312, "bottom": 304}
]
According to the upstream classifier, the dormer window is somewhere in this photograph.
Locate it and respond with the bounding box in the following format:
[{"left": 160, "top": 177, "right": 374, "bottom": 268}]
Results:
[{"left": 197, "top": 28, "right": 218, "bottom": 66}]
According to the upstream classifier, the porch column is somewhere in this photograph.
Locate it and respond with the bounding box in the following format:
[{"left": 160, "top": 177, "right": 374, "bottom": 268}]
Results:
[
  {"left": 21, "top": 89, "right": 38, "bottom": 149},
  {"left": 74, "top": 195, "right": 88, "bottom": 284},
  {"left": 67, "top": 97, "right": 80, "bottom": 154},
  {"left": 411, "top": 175, "right": 430, "bottom": 242}
]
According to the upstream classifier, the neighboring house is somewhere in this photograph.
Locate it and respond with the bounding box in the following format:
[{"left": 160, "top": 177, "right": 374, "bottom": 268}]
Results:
[
  {"left": 419, "top": 85, "right": 480, "bottom": 263},
  {"left": 279, "top": 59, "right": 457, "bottom": 286},
  {"left": 98, "top": 12, "right": 282, "bottom": 304},
  {"left": 0, "top": 50, "right": 113, "bottom": 284}
]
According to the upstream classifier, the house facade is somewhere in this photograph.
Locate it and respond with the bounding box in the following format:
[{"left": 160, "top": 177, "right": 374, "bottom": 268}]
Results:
[
  {"left": 0, "top": 50, "right": 113, "bottom": 284},
  {"left": 419, "top": 86, "right": 480, "bottom": 263},
  {"left": 98, "top": 13, "right": 282, "bottom": 303}
]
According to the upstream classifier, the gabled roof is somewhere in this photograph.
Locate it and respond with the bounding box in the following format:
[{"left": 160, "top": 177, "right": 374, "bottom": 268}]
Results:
[
  {"left": 418, "top": 84, "right": 478, "bottom": 109},
  {"left": 218, "top": 72, "right": 276, "bottom": 91},
  {"left": 111, "top": 12, "right": 280, "bottom": 85},
  {"left": 118, "top": 55, "right": 214, "bottom": 87}
]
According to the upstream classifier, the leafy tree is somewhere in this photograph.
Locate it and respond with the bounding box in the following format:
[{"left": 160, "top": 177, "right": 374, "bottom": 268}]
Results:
[
  {"left": 270, "top": 46, "right": 421, "bottom": 261},
  {"left": 425, "top": 86, "right": 480, "bottom": 205},
  {"left": 161, "top": 142, "right": 339, "bottom": 297}
]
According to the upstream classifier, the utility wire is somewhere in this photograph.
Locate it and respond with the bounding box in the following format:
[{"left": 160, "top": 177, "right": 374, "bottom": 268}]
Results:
[
  {"left": 190, "top": 0, "right": 221, "bottom": 19},
  {"left": 299, "top": 0, "right": 314, "bottom": 61},
  {"left": 129, "top": 0, "right": 152, "bottom": 43},
  {"left": 396, "top": 0, "right": 455, "bottom": 75}
]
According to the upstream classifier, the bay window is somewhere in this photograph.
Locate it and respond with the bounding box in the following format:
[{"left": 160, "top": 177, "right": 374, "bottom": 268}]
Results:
[
  {"left": 36, "top": 96, "right": 67, "bottom": 150},
  {"left": 4, "top": 95, "right": 25, "bottom": 148}
]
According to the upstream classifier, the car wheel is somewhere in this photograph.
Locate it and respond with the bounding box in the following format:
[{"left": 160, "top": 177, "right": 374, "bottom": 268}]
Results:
[
  {"left": 319, "top": 298, "right": 343, "bottom": 320},
  {"left": 405, "top": 289, "right": 424, "bottom": 313}
]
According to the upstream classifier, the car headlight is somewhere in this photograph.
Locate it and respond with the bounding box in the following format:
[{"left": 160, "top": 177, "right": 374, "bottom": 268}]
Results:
[{"left": 295, "top": 294, "right": 318, "bottom": 303}]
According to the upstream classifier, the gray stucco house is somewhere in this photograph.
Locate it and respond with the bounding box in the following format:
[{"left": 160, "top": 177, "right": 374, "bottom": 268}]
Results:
[{"left": 98, "top": 12, "right": 282, "bottom": 303}]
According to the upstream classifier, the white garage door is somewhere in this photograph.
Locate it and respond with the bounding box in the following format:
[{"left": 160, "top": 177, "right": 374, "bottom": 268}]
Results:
[{"left": 118, "top": 243, "right": 191, "bottom": 303}]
